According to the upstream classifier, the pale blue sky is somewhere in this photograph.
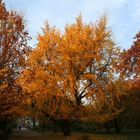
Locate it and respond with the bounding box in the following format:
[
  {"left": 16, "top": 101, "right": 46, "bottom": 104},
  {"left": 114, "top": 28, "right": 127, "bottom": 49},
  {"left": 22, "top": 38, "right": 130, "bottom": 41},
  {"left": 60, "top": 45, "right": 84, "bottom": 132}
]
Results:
[{"left": 5, "top": 0, "right": 140, "bottom": 49}]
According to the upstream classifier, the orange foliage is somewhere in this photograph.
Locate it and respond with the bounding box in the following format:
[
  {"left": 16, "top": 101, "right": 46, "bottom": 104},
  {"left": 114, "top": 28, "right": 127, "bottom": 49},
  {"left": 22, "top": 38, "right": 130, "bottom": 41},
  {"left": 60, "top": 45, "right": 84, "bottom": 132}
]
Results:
[
  {"left": 17, "top": 15, "right": 125, "bottom": 123},
  {"left": 120, "top": 31, "right": 140, "bottom": 89}
]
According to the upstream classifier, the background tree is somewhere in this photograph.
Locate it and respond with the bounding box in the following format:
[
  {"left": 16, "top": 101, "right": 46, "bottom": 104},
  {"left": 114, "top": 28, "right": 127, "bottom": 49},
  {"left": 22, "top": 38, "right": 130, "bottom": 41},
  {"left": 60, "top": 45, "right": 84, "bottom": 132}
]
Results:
[
  {"left": 118, "top": 31, "right": 140, "bottom": 132},
  {"left": 0, "top": 0, "right": 30, "bottom": 131},
  {"left": 17, "top": 15, "right": 125, "bottom": 136}
]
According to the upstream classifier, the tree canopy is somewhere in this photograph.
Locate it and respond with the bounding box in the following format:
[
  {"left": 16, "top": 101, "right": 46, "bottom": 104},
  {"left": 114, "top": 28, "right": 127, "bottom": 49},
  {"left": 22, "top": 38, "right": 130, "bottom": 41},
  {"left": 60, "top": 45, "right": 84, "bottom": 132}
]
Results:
[{"left": 17, "top": 15, "right": 125, "bottom": 132}]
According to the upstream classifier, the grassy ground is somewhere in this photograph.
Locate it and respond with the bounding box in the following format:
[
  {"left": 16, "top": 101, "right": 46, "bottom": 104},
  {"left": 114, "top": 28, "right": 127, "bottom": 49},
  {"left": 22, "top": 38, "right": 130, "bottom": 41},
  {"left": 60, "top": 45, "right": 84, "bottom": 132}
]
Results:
[{"left": 8, "top": 129, "right": 140, "bottom": 140}]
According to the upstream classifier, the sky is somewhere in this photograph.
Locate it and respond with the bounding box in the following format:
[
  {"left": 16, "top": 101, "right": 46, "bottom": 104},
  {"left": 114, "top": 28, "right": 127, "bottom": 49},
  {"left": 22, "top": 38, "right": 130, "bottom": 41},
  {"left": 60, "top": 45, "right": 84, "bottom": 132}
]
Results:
[{"left": 4, "top": 0, "right": 140, "bottom": 49}]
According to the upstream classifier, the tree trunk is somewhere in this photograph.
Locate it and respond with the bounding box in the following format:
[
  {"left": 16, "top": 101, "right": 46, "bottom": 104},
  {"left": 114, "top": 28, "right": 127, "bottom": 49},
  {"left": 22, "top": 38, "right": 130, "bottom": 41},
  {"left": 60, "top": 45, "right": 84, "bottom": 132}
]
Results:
[
  {"left": 53, "top": 122, "right": 58, "bottom": 133},
  {"left": 32, "top": 118, "right": 36, "bottom": 129},
  {"left": 114, "top": 118, "right": 120, "bottom": 133},
  {"left": 41, "top": 110, "right": 71, "bottom": 136},
  {"left": 56, "top": 119, "right": 71, "bottom": 136},
  {"left": 136, "top": 120, "right": 140, "bottom": 132},
  {"left": 105, "top": 122, "right": 110, "bottom": 133}
]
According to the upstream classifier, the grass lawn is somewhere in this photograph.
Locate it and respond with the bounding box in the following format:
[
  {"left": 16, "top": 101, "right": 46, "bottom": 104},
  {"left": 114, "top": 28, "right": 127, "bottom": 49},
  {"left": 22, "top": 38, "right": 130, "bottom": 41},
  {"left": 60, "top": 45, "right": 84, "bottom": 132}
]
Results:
[{"left": 8, "top": 130, "right": 140, "bottom": 140}]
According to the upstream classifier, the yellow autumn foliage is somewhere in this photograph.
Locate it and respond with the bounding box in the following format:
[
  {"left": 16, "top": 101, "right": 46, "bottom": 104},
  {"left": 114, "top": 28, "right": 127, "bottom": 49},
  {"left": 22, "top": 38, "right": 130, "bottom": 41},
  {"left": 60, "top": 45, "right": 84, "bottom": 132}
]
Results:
[{"left": 17, "top": 15, "right": 125, "bottom": 122}]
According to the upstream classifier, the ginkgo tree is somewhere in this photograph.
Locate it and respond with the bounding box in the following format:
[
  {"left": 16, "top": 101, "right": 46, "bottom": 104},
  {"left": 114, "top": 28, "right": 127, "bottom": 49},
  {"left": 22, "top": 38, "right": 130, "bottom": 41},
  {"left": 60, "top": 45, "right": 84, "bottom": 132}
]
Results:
[{"left": 17, "top": 15, "right": 125, "bottom": 135}]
